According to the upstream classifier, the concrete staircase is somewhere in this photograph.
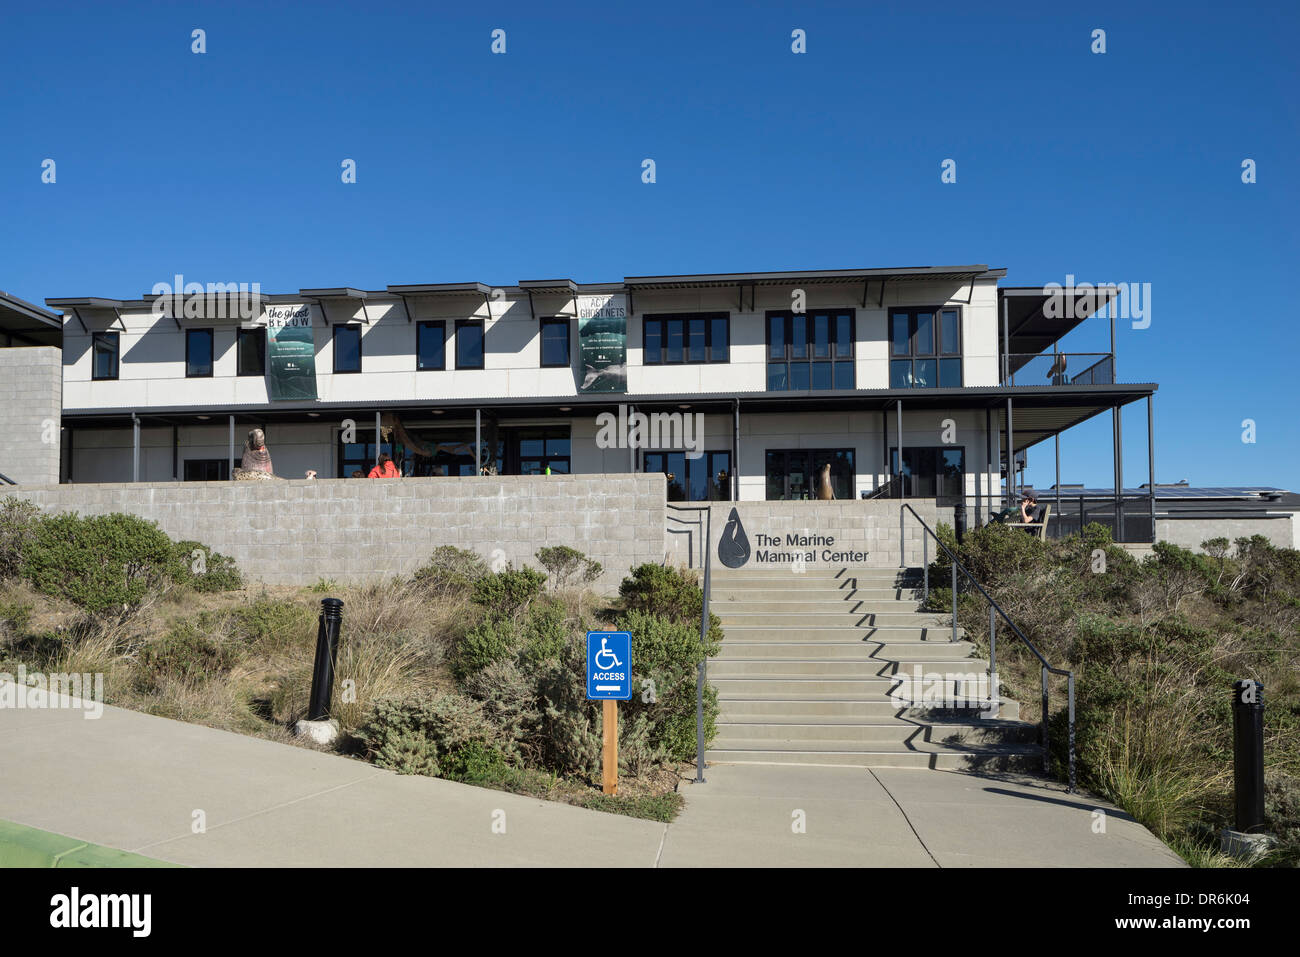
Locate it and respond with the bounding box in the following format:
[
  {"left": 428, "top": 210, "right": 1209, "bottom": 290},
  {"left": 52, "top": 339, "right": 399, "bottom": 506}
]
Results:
[{"left": 705, "top": 565, "right": 1043, "bottom": 770}]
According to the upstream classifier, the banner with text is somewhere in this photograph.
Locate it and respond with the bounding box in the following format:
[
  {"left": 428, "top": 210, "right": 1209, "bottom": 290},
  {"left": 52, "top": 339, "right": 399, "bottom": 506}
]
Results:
[
  {"left": 577, "top": 294, "right": 627, "bottom": 393},
  {"left": 264, "top": 304, "right": 318, "bottom": 401}
]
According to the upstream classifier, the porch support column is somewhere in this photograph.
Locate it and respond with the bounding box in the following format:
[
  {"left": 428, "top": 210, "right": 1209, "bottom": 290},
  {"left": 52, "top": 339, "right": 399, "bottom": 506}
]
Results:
[
  {"left": 1002, "top": 295, "right": 1010, "bottom": 384},
  {"left": 1113, "top": 406, "right": 1123, "bottom": 537},
  {"left": 475, "top": 408, "right": 482, "bottom": 473},
  {"left": 895, "top": 399, "right": 903, "bottom": 496},
  {"left": 172, "top": 425, "right": 179, "bottom": 481},
  {"left": 984, "top": 406, "right": 993, "bottom": 522},
  {"left": 732, "top": 398, "right": 740, "bottom": 501},
  {"left": 132, "top": 413, "right": 141, "bottom": 483},
  {"left": 228, "top": 415, "right": 235, "bottom": 479},
  {"left": 1005, "top": 397, "right": 1014, "bottom": 499},
  {"left": 1147, "top": 395, "right": 1156, "bottom": 543},
  {"left": 1054, "top": 432, "right": 1061, "bottom": 538},
  {"left": 880, "top": 408, "right": 888, "bottom": 492},
  {"left": 628, "top": 404, "right": 636, "bottom": 472},
  {"left": 375, "top": 410, "right": 382, "bottom": 470}
]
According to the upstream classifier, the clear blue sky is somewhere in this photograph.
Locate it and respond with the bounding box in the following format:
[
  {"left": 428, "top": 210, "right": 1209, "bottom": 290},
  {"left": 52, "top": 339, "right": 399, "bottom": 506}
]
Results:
[{"left": 2, "top": 0, "right": 1296, "bottom": 489}]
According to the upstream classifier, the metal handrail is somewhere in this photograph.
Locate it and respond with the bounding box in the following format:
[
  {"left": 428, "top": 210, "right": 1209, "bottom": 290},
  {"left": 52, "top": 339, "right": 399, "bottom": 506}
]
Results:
[
  {"left": 0, "top": 471, "right": 14, "bottom": 485},
  {"left": 901, "top": 503, "right": 1076, "bottom": 792},
  {"left": 666, "top": 503, "right": 713, "bottom": 784}
]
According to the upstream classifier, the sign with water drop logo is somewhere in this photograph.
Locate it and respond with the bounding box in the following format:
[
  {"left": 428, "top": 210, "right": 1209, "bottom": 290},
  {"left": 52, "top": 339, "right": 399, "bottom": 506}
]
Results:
[{"left": 718, "top": 507, "right": 751, "bottom": 568}]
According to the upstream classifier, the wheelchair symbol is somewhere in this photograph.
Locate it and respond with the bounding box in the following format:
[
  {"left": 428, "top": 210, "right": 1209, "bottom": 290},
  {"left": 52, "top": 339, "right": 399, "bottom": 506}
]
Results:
[{"left": 594, "top": 637, "right": 622, "bottom": 670}]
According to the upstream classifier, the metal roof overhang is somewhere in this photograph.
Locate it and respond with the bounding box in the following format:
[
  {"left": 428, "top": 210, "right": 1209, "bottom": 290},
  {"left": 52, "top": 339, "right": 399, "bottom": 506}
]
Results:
[
  {"left": 60, "top": 384, "right": 1155, "bottom": 439},
  {"left": 386, "top": 282, "right": 492, "bottom": 297},
  {"left": 622, "top": 265, "right": 1003, "bottom": 290},
  {"left": 999, "top": 286, "right": 1119, "bottom": 375},
  {"left": 0, "top": 291, "right": 63, "bottom": 346}
]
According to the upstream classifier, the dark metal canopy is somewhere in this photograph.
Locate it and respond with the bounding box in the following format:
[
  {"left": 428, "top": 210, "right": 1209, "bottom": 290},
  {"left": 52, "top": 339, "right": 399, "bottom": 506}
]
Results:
[
  {"left": 0, "top": 291, "right": 63, "bottom": 346},
  {"left": 999, "top": 286, "right": 1118, "bottom": 374},
  {"left": 622, "top": 265, "right": 1004, "bottom": 289}
]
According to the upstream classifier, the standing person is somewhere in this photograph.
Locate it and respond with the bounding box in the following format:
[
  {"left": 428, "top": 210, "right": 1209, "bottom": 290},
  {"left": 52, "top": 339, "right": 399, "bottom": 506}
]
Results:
[
  {"left": 368, "top": 453, "right": 400, "bottom": 478},
  {"left": 241, "top": 429, "right": 273, "bottom": 474}
]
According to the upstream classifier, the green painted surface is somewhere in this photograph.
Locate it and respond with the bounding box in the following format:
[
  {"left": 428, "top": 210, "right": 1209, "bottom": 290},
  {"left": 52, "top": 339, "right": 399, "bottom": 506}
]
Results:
[{"left": 0, "top": 820, "right": 182, "bottom": 868}]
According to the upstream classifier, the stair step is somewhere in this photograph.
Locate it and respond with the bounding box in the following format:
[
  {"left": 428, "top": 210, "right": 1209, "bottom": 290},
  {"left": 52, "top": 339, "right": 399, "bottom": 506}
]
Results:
[
  {"left": 715, "top": 718, "right": 1035, "bottom": 744},
  {"left": 709, "top": 658, "right": 984, "bottom": 678},
  {"left": 718, "top": 697, "right": 1021, "bottom": 721},
  {"left": 715, "top": 612, "right": 950, "bottom": 626},
  {"left": 714, "top": 641, "right": 976, "bottom": 660},
  {"left": 704, "top": 743, "right": 1044, "bottom": 770},
  {"left": 712, "top": 588, "right": 922, "bottom": 601},
  {"left": 720, "top": 625, "right": 964, "bottom": 641},
  {"left": 710, "top": 568, "right": 923, "bottom": 582}
]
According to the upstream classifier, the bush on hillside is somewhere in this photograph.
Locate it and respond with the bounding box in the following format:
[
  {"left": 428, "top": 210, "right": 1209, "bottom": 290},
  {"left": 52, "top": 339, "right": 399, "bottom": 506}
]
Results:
[
  {"left": 21, "top": 513, "right": 177, "bottom": 613},
  {"left": 169, "top": 540, "right": 243, "bottom": 592},
  {"left": 618, "top": 563, "right": 723, "bottom": 646},
  {"left": 470, "top": 566, "right": 547, "bottom": 615},
  {"left": 413, "top": 545, "right": 490, "bottom": 595},
  {"left": 0, "top": 497, "right": 39, "bottom": 580},
  {"left": 357, "top": 691, "right": 506, "bottom": 777},
  {"left": 535, "top": 545, "right": 602, "bottom": 590}
]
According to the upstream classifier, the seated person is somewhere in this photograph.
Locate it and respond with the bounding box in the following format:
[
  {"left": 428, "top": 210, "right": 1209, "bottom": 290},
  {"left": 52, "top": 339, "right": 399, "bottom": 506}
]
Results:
[
  {"left": 1016, "top": 489, "right": 1047, "bottom": 529},
  {"left": 368, "top": 453, "right": 401, "bottom": 478}
]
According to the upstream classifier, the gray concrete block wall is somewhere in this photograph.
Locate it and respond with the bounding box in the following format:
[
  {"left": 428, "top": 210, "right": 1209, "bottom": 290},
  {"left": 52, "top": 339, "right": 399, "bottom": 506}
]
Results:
[
  {"left": 0, "top": 347, "right": 61, "bottom": 484},
  {"left": 1155, "top": 515, "right": 1294, "bottom": 553},
  {"left": 665, "top": 500, "right": 955, "bottom": 571},
  {"left": 4, "top": 474, "right": 667, "bottom": 593}
]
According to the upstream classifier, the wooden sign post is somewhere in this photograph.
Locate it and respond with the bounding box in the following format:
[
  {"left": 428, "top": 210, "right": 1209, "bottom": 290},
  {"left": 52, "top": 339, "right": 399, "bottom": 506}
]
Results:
[
  {"left": 587, "top": 625, "right": 631, "bottom": 798},
  {"left": 602, "top": 699, "right": 618, "bottom": 795}
]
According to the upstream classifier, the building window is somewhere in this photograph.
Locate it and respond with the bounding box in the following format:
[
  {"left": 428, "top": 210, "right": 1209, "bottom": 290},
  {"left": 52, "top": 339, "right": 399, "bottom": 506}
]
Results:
[
  {"left": 764, "top": 448, "right": 855, "bottom": 500},
  {"left": 333, "top": 324, "right": 362, "bottom": 374},
  {"left": 455, "top": 319, "right": 484, "bottom": 369},
  {"left": 889, "top": 446, "right": 965, "bottom": 504},
  {"left": 889, "top": 307, "right": 962, "bottom": 388},
  {"left": 766, "top": 310, "right": 854, "bottom": 390},
  {"left": 540, "top": 317, "right": 570, "bottom": 367},
  {"left": 91, "top": 331, "right": 119, "bottom": 380},
  {"left": 338, "top": 437, "right": 401, "bottom": 478},
  {"left": 186, "top": 328, "right": 214, "bottom": 378},
  {"left": 643, "top": 313, "right": 729, "bottom": 364},
  {"left": 417, "top": 321, "right": 446, "bottom": 371},
  {"left": 237, "top": 327, "right": 265, "bottom": 376},
  {"left": 514, "top": 428, "right": 570, "bottom": 474},
  {"left": 183, "top": 459, "right": 229, "bottom": 481},
  {"left": 643, "top": 450, "right": 732, "bottom": 501}
]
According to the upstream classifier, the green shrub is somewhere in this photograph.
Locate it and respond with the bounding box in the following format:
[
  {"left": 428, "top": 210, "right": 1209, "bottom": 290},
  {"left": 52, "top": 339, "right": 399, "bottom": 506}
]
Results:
[
  {"left": 535, "top": 546, "right": 602, "bottom": 589},
  {"left": 357, "top": 692, "right": 502, "bottom": 776},
  {"left": 580, "top": 791, "right": 684, "bottom": 822},
  {"left": 0, "top": 599, "right": 34, "bottom": 637},
  {"left": 453, "top": 614, "right": 521, "bottom": 680},
  {"left": 21, "top": 512, "right": 176, "bottom": 613},
  {"left": 169, "top": 540, "right": 243, "bottom": 592},
  {"left": 955, "top": 522, "right": 1048, "bottom": 589},
  {"left": 413, "top": 546, "right": 490, "bottom": 595},
  {"left": 440, "top": 740, "right": 512, "bottom": 783},
  {"left": 619, "top": 563, "right": 722, "bottom": 645},
  {"left": 231, "top": 598, "right": 315, "bottom": 656},
  {"left": 0, "top": 497, "right": 39, "bottom": 580},
  {"left": 471, "top": 565, "right": 547, "bottom": 614},
  {"left": 137, "top": 620, "right": 241, "bottom": 688}
]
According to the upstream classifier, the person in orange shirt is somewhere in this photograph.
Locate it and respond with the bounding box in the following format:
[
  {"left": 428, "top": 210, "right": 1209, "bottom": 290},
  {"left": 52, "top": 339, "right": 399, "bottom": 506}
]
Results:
[{"left": 368, "top": 453, "right": 401, "bottom": 478}]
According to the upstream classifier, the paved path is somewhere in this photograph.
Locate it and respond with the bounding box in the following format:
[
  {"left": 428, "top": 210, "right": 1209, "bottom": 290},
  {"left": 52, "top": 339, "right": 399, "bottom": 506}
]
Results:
[{"left": 0, "top": 685, "right": 1184, "bottom": 867}]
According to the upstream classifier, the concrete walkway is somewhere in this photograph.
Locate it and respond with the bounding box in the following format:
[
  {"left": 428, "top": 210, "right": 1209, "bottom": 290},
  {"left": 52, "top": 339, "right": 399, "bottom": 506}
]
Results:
[{"left": 0, "top": 687, "right": 1184, "bottom": 867}]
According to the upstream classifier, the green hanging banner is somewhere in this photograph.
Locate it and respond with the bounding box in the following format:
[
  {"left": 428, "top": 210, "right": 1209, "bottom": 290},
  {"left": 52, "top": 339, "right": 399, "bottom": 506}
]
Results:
[
  {"left": 264, "top": 304, "right": 318, "bottom": 401},
  {"left": 577, "top": 294, "right": 627, "bottom": 393}
]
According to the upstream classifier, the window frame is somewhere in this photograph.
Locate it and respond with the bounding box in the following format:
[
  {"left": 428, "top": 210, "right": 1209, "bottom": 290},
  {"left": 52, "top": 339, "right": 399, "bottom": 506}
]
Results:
[
  {"left": 539, "top": 317, "right": 571, "bottom": 368},
  {"left": 889, "top": 306, "right": 963, "bottom": 389},
  {"left": 185, "top": 327, "right": 215, "bottom": 379},
  {"left": 91, "top": 330, "right": 120, "bottom": 381},
  {"left": 416, "top": 320, "right": 447, "bottom": 371},
  {"left": 182, "top": 458, "right": 230, "bottom": 481},
  {"left": 236, "top": 327, "right": 266, "bottom": 377},
  {"left": 454, "top": 318, "right": 485, "bottom": 370},
  {"left": 765, "top": 309, "right": 856, "bottom": 391},
  {"left": 332, "top": 323, "right": 363, "bottom": 374},
  {"left": 642, "top": 312, "right": 730, "bottom": 365}
]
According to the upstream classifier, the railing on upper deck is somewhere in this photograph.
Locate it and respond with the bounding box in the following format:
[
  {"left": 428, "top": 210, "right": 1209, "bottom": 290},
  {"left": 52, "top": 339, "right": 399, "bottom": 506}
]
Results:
[{"left": 1000, "top": 352, "right": 1113, "bottom": 387}]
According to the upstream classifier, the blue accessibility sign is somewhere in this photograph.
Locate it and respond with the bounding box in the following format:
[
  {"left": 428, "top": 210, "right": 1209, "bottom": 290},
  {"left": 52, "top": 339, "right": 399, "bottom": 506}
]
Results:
[{"left": 586, "top": 631, "right": 632, "bottom": 700}]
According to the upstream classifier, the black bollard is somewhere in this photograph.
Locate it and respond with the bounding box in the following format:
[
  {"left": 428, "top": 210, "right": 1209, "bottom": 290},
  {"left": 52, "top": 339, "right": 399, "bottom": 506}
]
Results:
[
  {"left": 1231, "top": 679, "right": 1265, "bottom": 833},
  {"left": 307, "top": 598, "right": 345, "bottom": 721}
]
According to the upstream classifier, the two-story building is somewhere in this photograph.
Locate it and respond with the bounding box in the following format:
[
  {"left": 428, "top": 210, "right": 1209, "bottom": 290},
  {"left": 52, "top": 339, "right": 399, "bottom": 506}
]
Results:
[{"left": 4, "top": 265, "right": 1161, "bottom": 538}]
